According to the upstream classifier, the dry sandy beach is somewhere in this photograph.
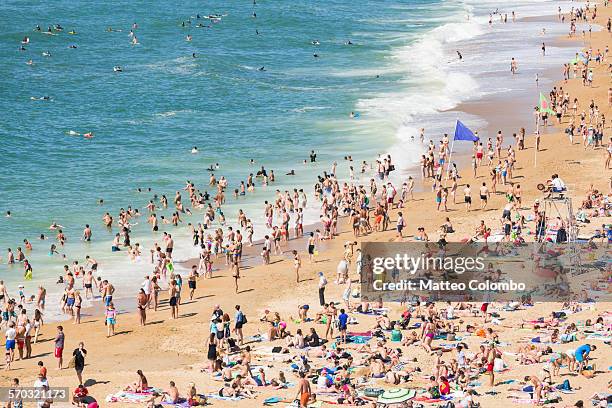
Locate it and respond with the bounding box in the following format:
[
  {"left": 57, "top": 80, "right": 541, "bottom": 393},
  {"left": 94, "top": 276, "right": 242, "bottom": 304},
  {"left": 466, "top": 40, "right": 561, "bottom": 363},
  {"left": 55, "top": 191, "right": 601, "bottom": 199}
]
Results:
[{"left": 1, "top": 3, "right": 611, "bottom": 408}]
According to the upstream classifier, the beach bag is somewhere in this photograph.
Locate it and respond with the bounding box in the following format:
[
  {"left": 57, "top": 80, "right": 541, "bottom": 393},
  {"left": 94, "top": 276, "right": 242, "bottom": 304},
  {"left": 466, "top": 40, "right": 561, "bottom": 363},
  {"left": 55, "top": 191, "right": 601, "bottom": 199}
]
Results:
[{"left": 241, "top": 314, "right": 247, "bottom": 324}]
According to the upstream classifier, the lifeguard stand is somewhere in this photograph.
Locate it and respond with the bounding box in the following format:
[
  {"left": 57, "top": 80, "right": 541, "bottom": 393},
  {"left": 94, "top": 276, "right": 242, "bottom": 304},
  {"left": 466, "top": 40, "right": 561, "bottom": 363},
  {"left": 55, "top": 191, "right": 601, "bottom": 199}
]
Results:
[{"left": 538, "top": 195, "right": 582, "bottom": 274}]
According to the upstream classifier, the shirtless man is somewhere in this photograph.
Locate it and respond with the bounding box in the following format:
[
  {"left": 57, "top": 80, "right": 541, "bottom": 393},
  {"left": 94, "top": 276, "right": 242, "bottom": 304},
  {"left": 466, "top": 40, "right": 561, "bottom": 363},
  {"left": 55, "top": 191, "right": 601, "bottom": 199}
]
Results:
[
  {"left": 295, "top": 372, "right": 312, "bottom": 408},
  {"left": 102, "top": 280, "right": 115, "bottom": 307},
  {"left": 36, "top": 286, "right": 46, "bottom": 309},
  {"left": 0, "top": 281, "right": 9, "bottom": 304},
  {"left": 83, "top": 272, "right": 95, "bottom": 299},
  {"left": 168, "top": 280, "right": 179, "bottom": 319},
  {"left": 82, "top": 225, "right": 92, "bottom": 242},
  {"left": 163, "top": 381, "right": 180, "bottom": 404}
]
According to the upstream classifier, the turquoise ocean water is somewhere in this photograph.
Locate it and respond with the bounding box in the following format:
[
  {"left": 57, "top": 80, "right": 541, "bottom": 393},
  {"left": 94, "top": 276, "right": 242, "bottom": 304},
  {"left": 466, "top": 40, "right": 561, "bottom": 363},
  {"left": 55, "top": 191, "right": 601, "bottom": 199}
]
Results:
[{"left": 0, "top": 0, "right": 584, "bottom": 318}]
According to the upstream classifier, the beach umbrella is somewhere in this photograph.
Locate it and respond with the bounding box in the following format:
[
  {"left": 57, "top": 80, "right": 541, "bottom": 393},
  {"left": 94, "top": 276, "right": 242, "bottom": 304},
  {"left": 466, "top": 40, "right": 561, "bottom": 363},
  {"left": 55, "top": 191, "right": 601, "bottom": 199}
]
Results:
[{"left": 377, "top": 388, "right": 415, "bottom": 405}]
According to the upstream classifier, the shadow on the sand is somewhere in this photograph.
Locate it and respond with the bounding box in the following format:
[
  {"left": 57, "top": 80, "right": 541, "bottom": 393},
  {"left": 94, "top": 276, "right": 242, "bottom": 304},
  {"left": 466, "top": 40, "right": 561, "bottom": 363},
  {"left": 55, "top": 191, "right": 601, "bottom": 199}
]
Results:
[{"left": 85, "top": 378, "right": 110, "bottom": 387}]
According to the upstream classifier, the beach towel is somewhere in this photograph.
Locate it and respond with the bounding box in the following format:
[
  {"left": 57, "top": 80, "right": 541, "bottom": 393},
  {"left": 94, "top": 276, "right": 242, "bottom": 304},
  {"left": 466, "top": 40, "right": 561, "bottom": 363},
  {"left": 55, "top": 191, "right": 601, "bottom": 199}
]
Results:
[
  {"left": 160, "top": 401, "right": 190, "bottom": 408},
  {"left": 264, "top": 397, "right": 284, "bottom": 405},
  {"left": 347, "top": 331, "right": 372, "bottom": 337},
  {"left": 203, "top": 393, "right": 244, "bottom": 401},
  {"left": 105, "top": 389, "right": 164, "bottom": 404},
  {"left": 414, "top": 395, "right": 453, "bottom": 403}
]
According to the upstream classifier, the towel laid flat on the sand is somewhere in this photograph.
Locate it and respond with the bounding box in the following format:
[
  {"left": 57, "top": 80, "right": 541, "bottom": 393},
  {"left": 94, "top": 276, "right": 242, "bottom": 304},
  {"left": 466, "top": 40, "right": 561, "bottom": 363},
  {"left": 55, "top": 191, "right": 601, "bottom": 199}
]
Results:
[
  {"left": 203, "top": 393, "right": 244, "bottom": 401},
  {"left": 160, "top": 401, "right": 190, "bottom": 408},
  {"left": 106, "top": 388, "right": 163, "bottom": 403},
  {"left": 414, "top": 395, "right": 453, "bottom": 403}
]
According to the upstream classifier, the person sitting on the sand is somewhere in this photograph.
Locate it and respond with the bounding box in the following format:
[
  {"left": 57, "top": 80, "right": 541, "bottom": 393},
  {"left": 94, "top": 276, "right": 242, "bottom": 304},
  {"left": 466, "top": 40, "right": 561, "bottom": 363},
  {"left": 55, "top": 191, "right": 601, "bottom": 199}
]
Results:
[
  {"left": 285, "top": 328, "right": 305, "bottom": 349},
  {"left": 186, "top": 383, "right": 207, "bottom": 406},
  {"left": 160, "top": 381, "right": 180, "bottom": 404},
  {"left": 124, "top": 369, "right": 149, "bottom": 392},
  {"left": 269, "top": 371, "right": 287, "bottom": 388},
  {"left": 304, "top": 327, "right": 321, "bottom": 347},
  {"left": 355, "top": 298, "right": 370, "bottom": 313}
]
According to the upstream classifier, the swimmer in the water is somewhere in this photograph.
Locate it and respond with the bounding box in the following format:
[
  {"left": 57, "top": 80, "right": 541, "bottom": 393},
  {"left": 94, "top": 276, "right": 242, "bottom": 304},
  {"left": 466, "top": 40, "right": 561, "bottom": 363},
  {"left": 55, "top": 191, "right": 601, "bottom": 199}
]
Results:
[
  {"left": 252, "top": 12, "right": 256, "bottom": 18},
  {"left": 69, "top": 45, "right": 77, "bottom": 49},
  {"left": 346, "top": 40, "right": 353, "bottom": 45},
  {"left": 35, "top": 25, "right": 41, "bottom": 31},
  {"left": 26, "top": 59, "right": 33, "bottom": 65},
  {"left": 311, "top": 40, "right": 320, "bottom": 45},
  {"left": 186, "top": 34, "right": 192, "bottom": 42},
  {"left": 457, "top": 50, "right": 463, "bottom": 60},
  {"left": 286, "top": 170, "right": 295, "bottom": 176},
  {"left": 191, "top": 146, "right": 199, "bottom": 154},
  {"left": 256, "top": 29, "right": 260, "bottom": 35},
  {"left": 5, "top": 211, "right": 11, "bottom": 218},
  {"left": 258, "top": 66, "right": 266, "bottom": 71},
  {"left": 42, "top": 51, "right": 51, "bottom": 57},
  {"left": 113, "top": 66, "right": 123, "bottom": 72},
  {"left": 250, "top": 159, "right": 255, "bottom": 165},
  {"left": 97, "top": 199, "right": 104, "bottom": 205},
  {"left": 313, "top": 53, "right": 319, "bottom": 58},
  {"left": 192, "top": 53, "right": 197, "bottom": 58}
]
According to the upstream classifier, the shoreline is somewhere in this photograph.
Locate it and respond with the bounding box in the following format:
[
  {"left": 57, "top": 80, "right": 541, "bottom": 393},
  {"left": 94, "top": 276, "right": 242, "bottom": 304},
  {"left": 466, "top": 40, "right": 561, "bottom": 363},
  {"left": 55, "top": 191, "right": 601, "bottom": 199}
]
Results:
[{"left": 1, "top": 3, "right": 611, "bottom": 408}]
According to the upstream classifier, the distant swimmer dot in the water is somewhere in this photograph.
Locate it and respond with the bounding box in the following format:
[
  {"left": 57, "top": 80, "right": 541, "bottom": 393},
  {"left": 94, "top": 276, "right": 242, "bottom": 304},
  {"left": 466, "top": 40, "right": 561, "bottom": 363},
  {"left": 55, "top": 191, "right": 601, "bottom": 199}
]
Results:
[
  {"left": 186, "top": 34, "right": 192, "bottom": 41},
  {"left": 252, "top": 12, "right": 256, "bottom": 17},
  {"left": 113, "top": 66, "right": 123, "bottom": 72},
  {"left": 346, "top": 40, "right": 353, "bottom": 45},
  {"left": 192, "top": 53, "right": 197, "bottom": 58},
  {"left": 191, "top": 146, "right": 199, "bottom": 154},
  {"left": 19, "top": 46, "right": 26, "bottom": 51},
  {"left": 69, "top": 45, "right": 77, "bottom": 49},
  {"left": 42, "top": 51, "right": 51, "bottom": 57},
  {"left": 256, "top": 29, "right": 260, "bottom": 35},
  {"left": 83, "top": 132, "right": 94, "bottom": 139},
  {"left": 286, "top": 170, "right": 295, "bottom": 176},
  {"left": 258, "top": 66, "right": 266, "bottom": 71},
  {"left": 457, "top": 50, "right": 463, "bottom": 60},
  {"left": 313, "top": 53, "right": 319, "bottom": 58},
  {"left": 6, "top": 211, "right": 11, "bottom": 218},
  {"left": 68, "top": 30, "right": 77, "bottom": 35},
  {"left": 375, "top": 74, "right": 380, "bottom": 78},
  {"left": 26, "top": 59, "right": 33, "bottom": 65},
  {"left": 311, "top": 40, "right": 320, "bottom": 45}
]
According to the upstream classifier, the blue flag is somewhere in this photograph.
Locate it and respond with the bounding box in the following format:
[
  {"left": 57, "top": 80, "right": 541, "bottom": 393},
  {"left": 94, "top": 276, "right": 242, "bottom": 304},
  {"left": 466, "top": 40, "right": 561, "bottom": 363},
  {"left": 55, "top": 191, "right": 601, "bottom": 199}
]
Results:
[{"left": 454, "top": 120, "right": 479, "bottom": 142}]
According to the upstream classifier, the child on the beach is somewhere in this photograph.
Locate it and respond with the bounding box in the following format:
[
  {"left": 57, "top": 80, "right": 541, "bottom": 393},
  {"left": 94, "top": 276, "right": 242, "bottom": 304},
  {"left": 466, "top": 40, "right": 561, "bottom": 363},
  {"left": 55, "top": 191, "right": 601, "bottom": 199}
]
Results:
[{"left": 106, "top": 302, "right": 117, "bottom": 337}]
